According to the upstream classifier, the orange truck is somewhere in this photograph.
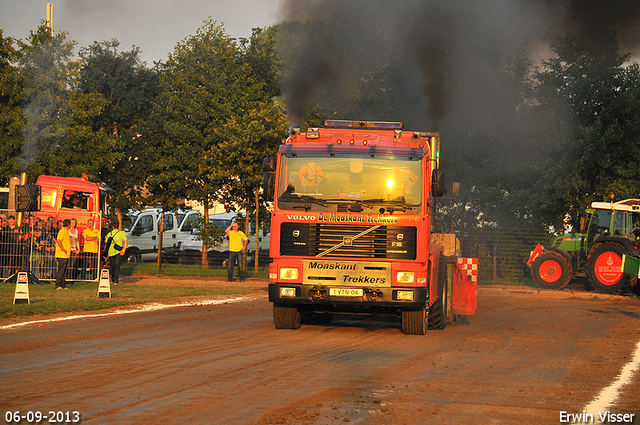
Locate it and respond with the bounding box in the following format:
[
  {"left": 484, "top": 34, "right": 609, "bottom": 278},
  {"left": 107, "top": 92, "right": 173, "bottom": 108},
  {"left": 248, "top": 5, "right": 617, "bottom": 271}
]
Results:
[
  {"left": 5, "top": 175, "right": 111, "bottom": 282},
  {"left": 263, "top": 120, "right": 477, "bottom": 334},
  {"left": 34, "top": 175, "right": 111, "bottom": 281}
]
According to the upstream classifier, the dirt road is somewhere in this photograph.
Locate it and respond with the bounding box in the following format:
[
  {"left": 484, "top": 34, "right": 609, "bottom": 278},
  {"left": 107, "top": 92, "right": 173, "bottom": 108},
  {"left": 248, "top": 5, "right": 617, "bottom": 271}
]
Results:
[{"left": 1, "top": 279, "right": 639, "bottom": 424}]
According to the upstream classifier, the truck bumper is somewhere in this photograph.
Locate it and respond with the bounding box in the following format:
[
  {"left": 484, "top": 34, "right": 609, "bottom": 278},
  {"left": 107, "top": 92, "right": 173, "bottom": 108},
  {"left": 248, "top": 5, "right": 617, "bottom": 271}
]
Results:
[{"left": 269, "top": 283, "right": 428, "bottom": 310}]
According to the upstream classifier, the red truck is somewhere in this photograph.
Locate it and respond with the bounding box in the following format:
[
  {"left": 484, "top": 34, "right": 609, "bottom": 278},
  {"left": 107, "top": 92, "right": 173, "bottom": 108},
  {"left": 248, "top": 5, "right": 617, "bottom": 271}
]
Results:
[
  {"left": 3, "top": 175, "right": 110, "bottom": 283},
  {"left": 263, "top": 120, "right": 477, "bottom": 334}
]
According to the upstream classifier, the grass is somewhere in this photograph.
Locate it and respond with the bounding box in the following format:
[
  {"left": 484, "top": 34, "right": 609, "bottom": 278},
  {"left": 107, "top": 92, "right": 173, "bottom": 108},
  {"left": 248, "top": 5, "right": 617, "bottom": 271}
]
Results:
[
  {"left": 121, "top": 262, "right": 270, "bottom": 278},
  {"left": 1, "top": 263, "right": 269, "bottom": 320}
]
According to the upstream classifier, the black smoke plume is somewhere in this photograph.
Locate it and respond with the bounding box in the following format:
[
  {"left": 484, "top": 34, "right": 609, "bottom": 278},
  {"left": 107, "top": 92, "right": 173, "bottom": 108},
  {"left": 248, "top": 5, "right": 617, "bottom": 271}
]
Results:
[{"left": 279, "top": 0, "right": 640, "bottom": 130}]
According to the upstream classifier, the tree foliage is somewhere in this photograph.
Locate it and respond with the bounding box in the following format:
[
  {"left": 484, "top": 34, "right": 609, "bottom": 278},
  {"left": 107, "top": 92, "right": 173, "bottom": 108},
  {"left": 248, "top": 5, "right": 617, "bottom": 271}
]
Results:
[
  {"left": 528, "top": 28, "right": 640, "bottom": 227},
  {"left": 0, "top": 30, "right": 23, "bottom": 185},
  {"left": 3, "top": 18, "right": 639, "bottom": 246},
  {"left": 16, "top": 25, "right": 78, "bottom": 178},
  {"left": 147, "top": 20, "right": 286, "bottom": 266},
  {"left": 77, "top": 40, "right": 159, "bottom": 221}
]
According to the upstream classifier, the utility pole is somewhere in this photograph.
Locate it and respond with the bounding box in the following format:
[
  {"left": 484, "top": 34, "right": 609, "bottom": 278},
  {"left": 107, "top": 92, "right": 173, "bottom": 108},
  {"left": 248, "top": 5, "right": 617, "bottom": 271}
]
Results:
[{"left": 46, "top": 3, "right": 54, "bottom": 36}]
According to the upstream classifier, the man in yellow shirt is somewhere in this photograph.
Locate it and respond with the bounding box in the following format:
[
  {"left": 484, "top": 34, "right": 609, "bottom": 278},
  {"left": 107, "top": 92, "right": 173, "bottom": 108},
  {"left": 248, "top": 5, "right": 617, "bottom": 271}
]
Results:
[
  {"left": 82, "top": 218, "right": 100, "bottom": 280},
  {"left": 225, "top": 222, "right": 249, "bottom": 282},
  {"left": 55, "top": 219, "right": 71, "bottom": 290}
]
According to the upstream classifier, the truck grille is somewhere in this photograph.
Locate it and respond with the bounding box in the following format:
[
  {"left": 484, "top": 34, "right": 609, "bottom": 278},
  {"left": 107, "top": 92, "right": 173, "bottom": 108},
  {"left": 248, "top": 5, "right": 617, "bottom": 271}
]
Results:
[{"left": 280, "top": 223, "right": 416, "bottom": 260}]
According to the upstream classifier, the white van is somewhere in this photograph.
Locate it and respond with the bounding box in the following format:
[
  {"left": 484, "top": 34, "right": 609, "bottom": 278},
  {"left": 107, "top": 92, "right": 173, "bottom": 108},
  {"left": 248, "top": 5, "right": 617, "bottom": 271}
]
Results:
[
  {"left": 178, "top": 212, "right": 270, "bottom": 266},
  {"left": 123, "top": 208, "right": 200, "bottom": 262}
]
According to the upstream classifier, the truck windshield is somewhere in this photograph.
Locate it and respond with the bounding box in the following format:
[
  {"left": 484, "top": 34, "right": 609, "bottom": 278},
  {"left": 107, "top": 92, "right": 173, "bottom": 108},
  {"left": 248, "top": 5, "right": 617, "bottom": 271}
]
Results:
[{"left": 278, "top": 155, "right": 422, "bottom": 210}]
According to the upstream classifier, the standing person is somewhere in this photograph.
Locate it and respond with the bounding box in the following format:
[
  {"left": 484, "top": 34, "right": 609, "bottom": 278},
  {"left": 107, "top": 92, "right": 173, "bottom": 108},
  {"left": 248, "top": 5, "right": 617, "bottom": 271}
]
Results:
[
  {"left": 41, "top": 218, "right": 57, "bottom": 278},
  {"left": 0, "top": 213, "right": 7, "bottom": 278},
  {"left": 82, "top": 218, "right": 100, "bottom": 280},
  {"left": 54, "top": 219, "right": 71, "bottom": 290},
  {"left": 105, "top": 222, "right": 128, "bottom": 285},
  {"left": 225, "top": 222, "right": 248, "bottom": 282},
  {"left": 5, "top": 215, "right": 20, "bottom": 276},
  {"left": 18, "top": 215, "right": 32, "bottom": 272},
  {"left": 67, "top": 218, "right": 79, "bottom": 279}
]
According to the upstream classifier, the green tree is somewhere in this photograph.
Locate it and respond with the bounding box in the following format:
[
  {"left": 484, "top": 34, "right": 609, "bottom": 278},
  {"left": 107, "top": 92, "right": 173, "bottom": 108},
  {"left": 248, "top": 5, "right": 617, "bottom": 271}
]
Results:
[
  {"left": 216, "top": 28, "right": 287, "bottom": 244},
  {"left": 529, "top": 29, "right": 640, "bottom": 226},
  {"left": 77, "top": 40, "right": 159, "bottom": 223},
  {"left": 17, "top": 24, "right": 78, "bottom": 178},
  {"left": 148, "top": 20, "right": 286, "bottom": 268},
  {"left": 0, "top": 30, "right": 23, "bottom": 184}
]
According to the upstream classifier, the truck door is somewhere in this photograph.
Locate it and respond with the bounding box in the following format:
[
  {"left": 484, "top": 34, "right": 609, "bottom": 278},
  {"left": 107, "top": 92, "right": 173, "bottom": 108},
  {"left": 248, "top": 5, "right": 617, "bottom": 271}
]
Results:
[
  {"left": 179, "top": 211, "right": 199, "bottom": 233},
  {"left": 160, "top": 212, "right": 178, "bottom": 249},
  {"left": 130, "top": 213, "right": 158, "bottom": 257},
  {"left": 175, "top": 211, "right": 200, "bottom": 246}
]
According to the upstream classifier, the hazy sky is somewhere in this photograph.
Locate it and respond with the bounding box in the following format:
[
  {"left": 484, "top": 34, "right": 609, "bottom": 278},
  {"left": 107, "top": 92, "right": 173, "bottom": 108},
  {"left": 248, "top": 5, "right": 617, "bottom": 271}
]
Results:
[{"left": 0, "top": 0, "right": 284, "bottom": 64}]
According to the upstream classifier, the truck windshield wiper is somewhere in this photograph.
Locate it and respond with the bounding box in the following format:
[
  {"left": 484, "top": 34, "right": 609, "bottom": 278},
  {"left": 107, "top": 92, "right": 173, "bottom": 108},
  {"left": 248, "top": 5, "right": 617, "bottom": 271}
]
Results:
[
  {"left": 365, "top": 196, "right": 418, "bottom": 211},
  {"left": 279, "top": 193, "right": 328, "bottom": 209},
  {"left": 322, "top": 198, "right": 375, "bottom": 209}
]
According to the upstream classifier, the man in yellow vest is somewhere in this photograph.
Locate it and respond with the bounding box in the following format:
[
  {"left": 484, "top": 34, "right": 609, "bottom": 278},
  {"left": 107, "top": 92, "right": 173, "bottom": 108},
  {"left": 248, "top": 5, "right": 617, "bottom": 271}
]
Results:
[
  {"left": 55, "top": 218, "right": 71, "bottom": 290},
  {"left": 225, "top": 222, "right": 248, "bottom": 282},
  {"left": 82, "top": 218, "right": 100, "bottom": 280},
  {"left": 105, "top": 222, "right": 128, "bottom": 285}
]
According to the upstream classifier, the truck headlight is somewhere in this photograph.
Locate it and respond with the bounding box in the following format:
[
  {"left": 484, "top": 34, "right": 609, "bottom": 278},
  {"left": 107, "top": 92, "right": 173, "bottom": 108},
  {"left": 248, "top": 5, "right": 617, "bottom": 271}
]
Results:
[
  {"left": 396, "top": 290, "right": 414, "bottom": 301},
  {"left": 280, "top": 287, "right": 297, "bottom": 297},
  {"left": 280, "top": 268, "right": 299, "bottom": 280},
  {"left": 396, "top": 271, "right": 415, "bottom": 284}
]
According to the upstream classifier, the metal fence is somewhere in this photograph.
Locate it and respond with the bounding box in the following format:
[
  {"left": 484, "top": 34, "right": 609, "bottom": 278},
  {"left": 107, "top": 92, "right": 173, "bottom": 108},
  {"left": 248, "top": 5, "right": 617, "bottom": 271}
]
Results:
[
  {"left": 1, "top": 213, "right": 101, "bottom": 283},
  {"left": 457, "top": 227, "right": 552, "bottom": 284}
]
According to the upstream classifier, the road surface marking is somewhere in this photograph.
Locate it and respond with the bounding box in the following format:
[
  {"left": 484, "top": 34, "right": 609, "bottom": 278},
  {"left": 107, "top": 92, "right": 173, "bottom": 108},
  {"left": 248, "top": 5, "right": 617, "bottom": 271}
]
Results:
[
  {"left": 572, "top": 338, "right": 640, "bottom": 424},
  {"left": 0, "top": 295, "right": 262, "bottom": 331}
]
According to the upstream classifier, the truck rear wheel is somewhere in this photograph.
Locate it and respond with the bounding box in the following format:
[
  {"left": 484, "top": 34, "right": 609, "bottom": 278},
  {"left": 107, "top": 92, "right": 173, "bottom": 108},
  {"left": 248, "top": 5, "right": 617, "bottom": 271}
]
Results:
[
  {"left": 273, "top": 304, "right": 301, "bottom": 329},
  {"left": 530, "top": 251, "right": 571, "bottom": 289},
  {"left": 429, "top": 256, "right": 448, "bottom": 330},
  {"left": 587, "top": 244, "right": 630, "bottom": 294}
]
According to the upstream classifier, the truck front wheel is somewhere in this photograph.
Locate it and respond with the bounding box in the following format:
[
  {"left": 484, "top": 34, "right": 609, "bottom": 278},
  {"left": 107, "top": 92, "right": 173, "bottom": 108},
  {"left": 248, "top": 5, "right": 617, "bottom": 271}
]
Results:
[
  {"left": 530, "top": 251, "right": 571, "bottom": 289},
  {"left": 273, "top": 304, "right": 301, "bottom": 329},
  {"left": 587, "top": 244, "right": 630, "bottom": 294},
  {"left": 402, "top": 306, "right": 428, "bottom": 335}
]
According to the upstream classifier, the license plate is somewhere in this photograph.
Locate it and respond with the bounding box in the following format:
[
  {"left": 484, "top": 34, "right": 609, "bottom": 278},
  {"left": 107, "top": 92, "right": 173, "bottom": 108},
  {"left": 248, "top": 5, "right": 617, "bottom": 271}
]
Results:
[{"left": 329, "top": 288, "right": 363, "bottom": 297}]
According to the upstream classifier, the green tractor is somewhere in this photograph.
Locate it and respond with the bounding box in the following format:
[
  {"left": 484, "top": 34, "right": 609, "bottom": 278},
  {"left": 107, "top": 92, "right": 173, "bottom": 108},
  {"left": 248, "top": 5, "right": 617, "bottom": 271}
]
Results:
[{"left": 527, "top": 199, "right": 640, "bottom": 294}]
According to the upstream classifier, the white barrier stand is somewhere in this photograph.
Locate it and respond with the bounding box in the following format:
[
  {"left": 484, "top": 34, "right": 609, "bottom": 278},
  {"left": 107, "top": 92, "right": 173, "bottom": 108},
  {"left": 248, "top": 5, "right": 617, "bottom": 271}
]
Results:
[
  {"left": 13, "top": 272, "right": 30, "bottom": 305},
  {"left": 97, "top": 268, "right": 111, "bottom": 298}
]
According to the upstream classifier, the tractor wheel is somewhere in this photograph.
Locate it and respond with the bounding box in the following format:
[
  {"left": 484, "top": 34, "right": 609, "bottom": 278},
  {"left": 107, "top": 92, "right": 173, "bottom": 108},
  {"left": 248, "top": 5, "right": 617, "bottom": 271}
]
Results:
[
  {"left": 429, "top": 255, "right": 448, "bottom": 330},
  {"left": 273, "top": 304, "right": 301, "bottom": 329},
  {"left": 587, "top": 244, "right": 630, "bottom": 294},
  {"left": 530, "top": 251, "right": 571, "bottom": 289}
]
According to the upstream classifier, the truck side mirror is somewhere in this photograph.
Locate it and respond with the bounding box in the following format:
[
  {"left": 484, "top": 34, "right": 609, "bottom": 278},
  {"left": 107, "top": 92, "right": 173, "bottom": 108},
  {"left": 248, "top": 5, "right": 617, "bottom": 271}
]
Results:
[
  {"left": 431, "top": 169, "right": 447, "bottom": 198},
  {"left": 263, "top": 157, "right": 276, "bottom": 172},
  {"left": 263, "top": 172, "right": 275, "bottom": 202},
  {"left": 15, "top": 184, "right": 42, "bottom": 212},
  {"left": 451, "top": 181, "right": 461, "bottom": 198}
]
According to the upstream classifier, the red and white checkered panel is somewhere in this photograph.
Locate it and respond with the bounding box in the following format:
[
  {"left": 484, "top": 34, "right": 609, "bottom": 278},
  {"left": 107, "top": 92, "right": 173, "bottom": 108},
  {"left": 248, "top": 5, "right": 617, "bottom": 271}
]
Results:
[
  {"left": 452, "top": 257, "right": 478, "bottom": 315},
  {"left": 457, "top": 257, "right": 478, "bottom": 283}
]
